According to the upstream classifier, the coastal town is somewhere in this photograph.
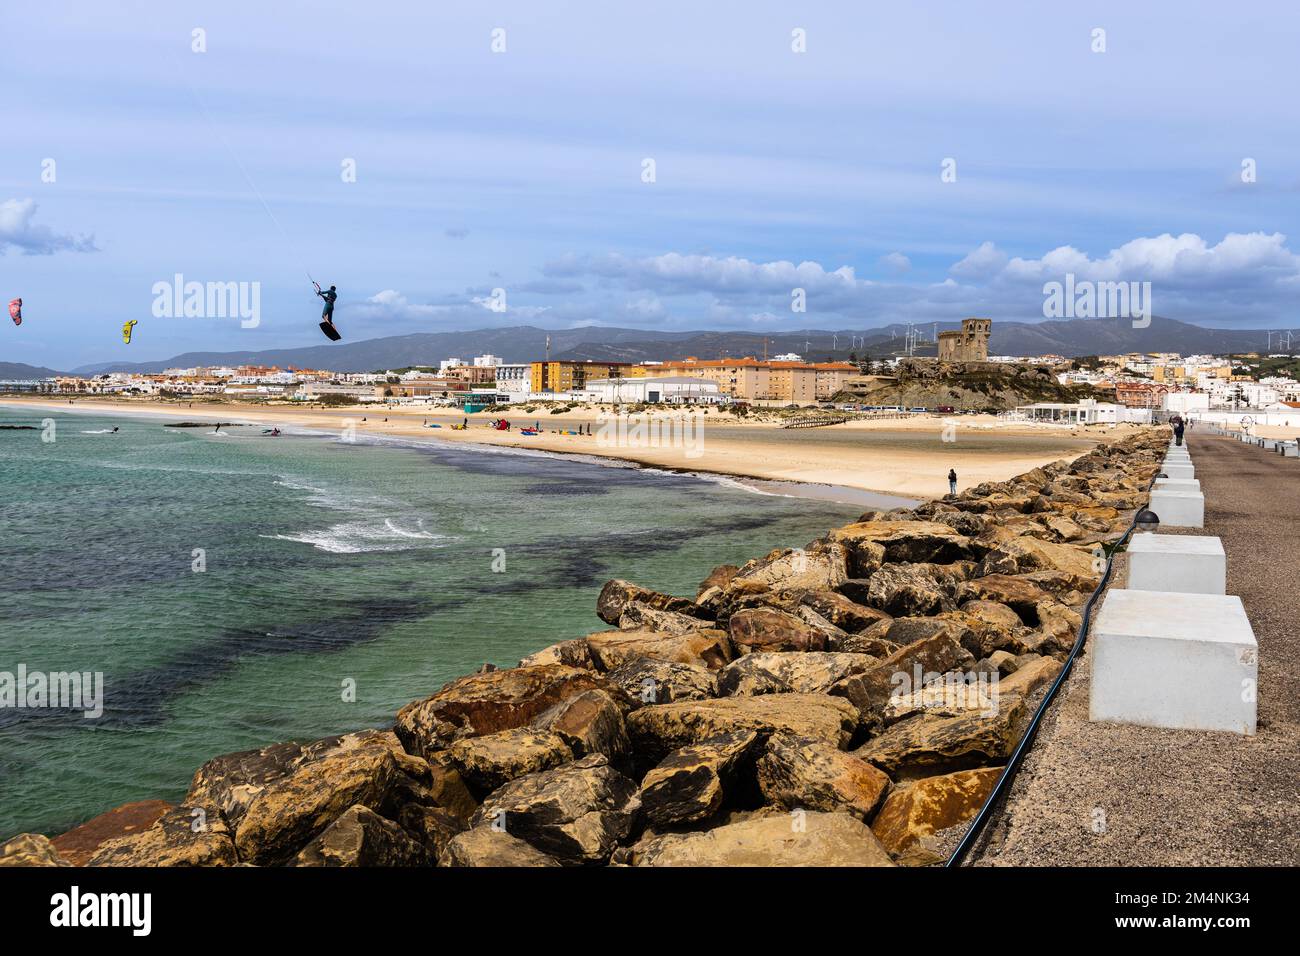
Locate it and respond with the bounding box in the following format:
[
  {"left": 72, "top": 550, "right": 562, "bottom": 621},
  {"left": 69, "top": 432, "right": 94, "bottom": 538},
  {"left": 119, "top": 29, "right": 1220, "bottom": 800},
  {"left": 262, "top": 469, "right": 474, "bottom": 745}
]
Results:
[{"left": 11, "top": 329, "right": 1300, "bottom": 432}]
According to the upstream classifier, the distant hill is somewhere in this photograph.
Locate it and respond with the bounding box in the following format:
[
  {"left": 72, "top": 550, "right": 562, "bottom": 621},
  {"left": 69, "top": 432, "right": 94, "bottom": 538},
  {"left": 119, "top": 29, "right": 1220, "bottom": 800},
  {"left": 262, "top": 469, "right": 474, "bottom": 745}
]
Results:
[
  {"left": 66, "top": 316, "right": 1297, "bottom": 375},
  {"left": 0, "top": 362, "right": 64, "bottom": 379}
]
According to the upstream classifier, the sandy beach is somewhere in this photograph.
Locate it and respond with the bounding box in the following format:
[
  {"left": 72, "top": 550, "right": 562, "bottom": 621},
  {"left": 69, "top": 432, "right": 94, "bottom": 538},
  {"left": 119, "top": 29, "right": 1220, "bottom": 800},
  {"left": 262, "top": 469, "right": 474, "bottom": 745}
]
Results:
[{"left": 0, "top": 396, "right": 1138, "bottom": 501}]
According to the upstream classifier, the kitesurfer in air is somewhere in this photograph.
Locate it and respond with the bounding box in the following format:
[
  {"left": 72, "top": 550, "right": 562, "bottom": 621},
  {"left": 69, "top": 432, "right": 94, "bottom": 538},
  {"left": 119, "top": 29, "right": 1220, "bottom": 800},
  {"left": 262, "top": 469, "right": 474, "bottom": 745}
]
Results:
[{"left": 317, "top": 284, "right": 338, "bottom": 326}]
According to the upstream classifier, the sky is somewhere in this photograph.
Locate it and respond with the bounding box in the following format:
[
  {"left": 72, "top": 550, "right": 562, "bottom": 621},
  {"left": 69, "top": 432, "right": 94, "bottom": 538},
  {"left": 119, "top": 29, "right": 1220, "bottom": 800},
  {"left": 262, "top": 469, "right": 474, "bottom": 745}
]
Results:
[{"left": 2, "top": 1, "right": 1299, "bottom": 369}]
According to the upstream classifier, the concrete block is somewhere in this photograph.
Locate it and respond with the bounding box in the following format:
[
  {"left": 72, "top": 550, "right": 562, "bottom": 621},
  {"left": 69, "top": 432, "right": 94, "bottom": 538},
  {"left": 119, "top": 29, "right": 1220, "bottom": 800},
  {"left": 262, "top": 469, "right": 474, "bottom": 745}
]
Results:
[
  {"left": 1126, "top": 532, "right": 1225, "bottom": 595},
  {"left": 1161, "top": 463, "right": 1195, "bottom": 480},
  {"left": 1283, "top": 444, "right": 1300, "bottom": 458},
  {"left": 1154, "top": 477, "right": 1200, "bottom": 491},
  {"left": 1148, "top": 488, "right": 1204, "bottom": 527},
  {"left": 1090, "top": 589, "right": 1257, "bottom": 735},
  {"left": 1261, "top": 439, "right": 1278, "bottom": 450}
]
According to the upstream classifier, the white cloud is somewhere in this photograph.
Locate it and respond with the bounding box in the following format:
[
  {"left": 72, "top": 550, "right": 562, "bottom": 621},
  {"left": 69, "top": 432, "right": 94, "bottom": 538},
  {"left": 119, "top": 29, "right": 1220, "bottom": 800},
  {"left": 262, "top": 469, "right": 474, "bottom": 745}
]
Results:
[
  {"left": 998, "top": 232, "right": 1300, "bottom": 285},
  {"left": 949, "top": 241, "right": 1008, "bottom": 279},
  {"left": 0, "top": 199, "right": 97, "bottom": 255},
  {"left": 879, "top": 252, "right": 911, "bottom": 275},
  {"left": 545, "top": 251, "right": 862, "bottom": 295}
]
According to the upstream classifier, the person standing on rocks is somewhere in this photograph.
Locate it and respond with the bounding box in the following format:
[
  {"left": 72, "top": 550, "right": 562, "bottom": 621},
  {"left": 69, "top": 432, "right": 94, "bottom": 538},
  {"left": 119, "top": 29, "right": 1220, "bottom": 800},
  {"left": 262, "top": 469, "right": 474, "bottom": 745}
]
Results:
[{"left": 948, "top": 468, "right": 957, "bottom": 496}]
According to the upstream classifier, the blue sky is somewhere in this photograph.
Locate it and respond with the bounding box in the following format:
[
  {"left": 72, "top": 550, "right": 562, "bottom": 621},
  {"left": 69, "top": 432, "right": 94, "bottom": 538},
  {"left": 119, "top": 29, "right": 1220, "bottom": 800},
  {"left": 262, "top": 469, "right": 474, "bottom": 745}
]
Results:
[{"left": 2, "top": 1, "right": 1299, "bottom": 368}]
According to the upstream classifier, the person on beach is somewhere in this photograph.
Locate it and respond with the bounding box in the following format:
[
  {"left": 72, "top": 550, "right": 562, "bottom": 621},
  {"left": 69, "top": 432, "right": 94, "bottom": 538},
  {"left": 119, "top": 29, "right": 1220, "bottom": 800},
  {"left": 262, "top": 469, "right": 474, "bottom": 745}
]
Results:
[{"left": 948, "top": 468, "right": 957, "bottom": 496}]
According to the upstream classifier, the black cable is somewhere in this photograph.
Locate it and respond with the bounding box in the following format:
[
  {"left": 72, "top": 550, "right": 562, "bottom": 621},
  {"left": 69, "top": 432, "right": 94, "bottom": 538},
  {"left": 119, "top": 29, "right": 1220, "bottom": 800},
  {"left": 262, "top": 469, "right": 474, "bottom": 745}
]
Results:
[{"left": 945, "top": 463, "right": 1161, "bottom": 867}]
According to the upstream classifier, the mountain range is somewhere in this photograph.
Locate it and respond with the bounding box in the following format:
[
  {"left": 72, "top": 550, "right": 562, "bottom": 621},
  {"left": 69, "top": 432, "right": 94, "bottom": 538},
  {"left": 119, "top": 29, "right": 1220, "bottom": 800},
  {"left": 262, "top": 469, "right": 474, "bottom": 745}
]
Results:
[{"left": 6, "top": 316, "right": 1295, "bottom": 377}]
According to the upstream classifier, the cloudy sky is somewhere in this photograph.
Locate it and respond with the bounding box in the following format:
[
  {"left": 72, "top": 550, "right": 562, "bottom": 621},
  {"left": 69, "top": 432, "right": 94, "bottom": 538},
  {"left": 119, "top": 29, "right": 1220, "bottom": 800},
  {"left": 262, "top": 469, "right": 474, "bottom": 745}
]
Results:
[{"left": 2, "top": 1, "right": 1298, "bottom": 368}]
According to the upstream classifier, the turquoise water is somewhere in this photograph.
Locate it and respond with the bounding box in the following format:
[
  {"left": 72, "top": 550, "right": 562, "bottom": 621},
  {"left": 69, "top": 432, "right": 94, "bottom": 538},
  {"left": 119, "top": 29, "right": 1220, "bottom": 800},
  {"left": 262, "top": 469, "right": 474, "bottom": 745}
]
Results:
[{"left": 0, "top": 409, "right": 863, "bottom": 838}]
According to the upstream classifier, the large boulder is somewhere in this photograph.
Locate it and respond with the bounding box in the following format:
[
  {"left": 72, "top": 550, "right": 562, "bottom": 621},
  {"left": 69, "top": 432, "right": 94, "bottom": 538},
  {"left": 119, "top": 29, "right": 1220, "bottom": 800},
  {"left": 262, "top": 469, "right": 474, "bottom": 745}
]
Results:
[
  {"left": 617, "top": 603, "right": 717, "bottom": 634},
  {"left": 396, "top": 803, "right": 467, "bottom": 862},
  {"left": 997, "top": 655, "right": 1064, "bottom": 697},
  {"left": 854, "top": 695, "right": 1028, "bottom": 779},
  {"left": 585, "top": 627, "right": 732, "bottom": 671},
  {"left": 627, "top": 694, "right": 860, "bottom": 762},
  {"left": 293, "top": 804, "right": 427, "bottom": 867},
  {"left": 799, "top": 590, "right": 892, "bottom": 633},
  {"left": 871, "top": 767, "right": 1002, "bottom": 857},
  {"left": 230, "top": 731, "right": 405, "bottom": 865},
  {"left": 625, "top": 811, "right": 895, "bottom": 866},
  {"left": 717, "top": 652, "right": 879, "bottom": 697},
  {"left": 756, "top": 734, "right": 891, "bottom": 821},
  {"left": 1027, "top": 602, "right": 1083, "bottom": 655},
  {"left": 518, "top": 638, "right": 594, "bottom": 669},
  {"left": 934, "top": 609, "right": 1030, "bottom": 659},
  {"left": 696, "top": 563, "right": 741, "bottom": 601},
  {"left": 447, "top": 727, "right": 573, "bottom": 796},
  {"left": 606, "top": 657, "right": 717, "bottom": 704},
  {"left": 596, "top": 579, "right": 708, "bottom": 625},
  {"left": 829, "top": 631, "right": 974, "bottom": 727},
  {"left": 859, "top": 563, "right": 953, "bottom": 617},
  {"left": 0, "top": 834, "right": 71, "bottom": 867},
  {"left": 471, "top": 755, "right": 640, "bottom": 865},
  {"left": 438, "top": 827, "right": 562, "bottom": 867},
  {"left": 88, "top": 804, "right": 237, "bottom": 866},
  {"left": 394, "top": 664, "right": 624, "bottom": 758},
  {"left": 959, "top": 599, "right": 1023, "bottom": 630},
  {"left": 978, "top": 537, "right": 1100, "bottom": 584},
  {"left": 186, "top": 740, "right": 306, "bottom": 830},
  {"left": 729, "top": 544, "right": 850, "bottom": 592},
  {"left": 531, "top": 689, "right": 629, "bottom": 760},
  {"left": 728, "top": 608, "right": 827, "bottom": 654},
  {"left": 956, "top": 574, "right": 1054, "bottom": 622},
  {"left": 829, "top": 520, "right": 973, "bottom": 567},
  {"left": 50, "top": 800, "right": 172, "bottom": 866},
  {"left": 639, "top": 731, "right": 761, "bottom": 826}
]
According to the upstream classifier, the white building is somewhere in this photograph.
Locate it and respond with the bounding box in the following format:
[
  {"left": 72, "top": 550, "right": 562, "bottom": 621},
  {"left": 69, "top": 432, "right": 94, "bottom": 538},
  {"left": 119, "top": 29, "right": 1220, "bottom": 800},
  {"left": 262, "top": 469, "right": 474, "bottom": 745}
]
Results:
[
  {"left": 1162, "top": 392, "right": 1210, "bottom": 413},
  {"left": 576, "top": 376, "right": 722, "bottom": 405},
  {"left": 439, "top": 358, "right": 464, "bottom": 373},
  {"left": 1014, "top": 400, "right": 1153, "bottom": 425},
  {"left": 773, "top": 352, "right": 802, "bottom": 362},
  {"left": 473, "top": 354, "right": 503, "bottom": 367},
  {"left": 295, "top": 383, "right": 381, "bottom": 402},
  {"left": 495, "top": 364, "right": 531, "bottom": 401}
]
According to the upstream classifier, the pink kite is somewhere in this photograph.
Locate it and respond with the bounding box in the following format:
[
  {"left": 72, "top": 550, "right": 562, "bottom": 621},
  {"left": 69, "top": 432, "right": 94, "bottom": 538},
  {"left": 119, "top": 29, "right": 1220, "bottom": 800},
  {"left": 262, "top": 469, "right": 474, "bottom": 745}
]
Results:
[{"left": 7, "top": 298, "right": 20, "bottom": 326}]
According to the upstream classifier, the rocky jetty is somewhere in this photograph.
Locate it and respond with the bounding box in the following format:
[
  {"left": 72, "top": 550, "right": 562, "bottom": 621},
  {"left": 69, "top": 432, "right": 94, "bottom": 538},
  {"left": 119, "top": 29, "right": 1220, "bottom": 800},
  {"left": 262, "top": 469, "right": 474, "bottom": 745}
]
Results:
[{"left": 2, "top": 430, "right": 1166, "bottom": 867}]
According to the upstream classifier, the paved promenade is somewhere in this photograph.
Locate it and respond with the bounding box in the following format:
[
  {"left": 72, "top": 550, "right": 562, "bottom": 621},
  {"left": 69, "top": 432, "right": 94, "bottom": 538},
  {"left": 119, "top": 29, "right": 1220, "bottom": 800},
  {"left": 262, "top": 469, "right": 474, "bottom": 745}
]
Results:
[{"left": 970, "top": 432, "right": 1300, "bottom": 866}]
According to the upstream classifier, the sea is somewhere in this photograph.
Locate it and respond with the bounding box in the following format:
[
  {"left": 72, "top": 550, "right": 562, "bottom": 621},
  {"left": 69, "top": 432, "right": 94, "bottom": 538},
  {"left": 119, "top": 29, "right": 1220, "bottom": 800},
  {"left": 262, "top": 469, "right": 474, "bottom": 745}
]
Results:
[{"left": 0, "top": 408, "right": 894, "bottom": 839}]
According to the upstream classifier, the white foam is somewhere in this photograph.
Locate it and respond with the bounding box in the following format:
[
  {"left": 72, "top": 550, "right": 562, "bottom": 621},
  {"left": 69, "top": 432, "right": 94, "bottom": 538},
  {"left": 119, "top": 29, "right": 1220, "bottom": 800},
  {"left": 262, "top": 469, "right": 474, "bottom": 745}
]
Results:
[{"left": 266, "top": 518, "right": 455, "bottom": 554}]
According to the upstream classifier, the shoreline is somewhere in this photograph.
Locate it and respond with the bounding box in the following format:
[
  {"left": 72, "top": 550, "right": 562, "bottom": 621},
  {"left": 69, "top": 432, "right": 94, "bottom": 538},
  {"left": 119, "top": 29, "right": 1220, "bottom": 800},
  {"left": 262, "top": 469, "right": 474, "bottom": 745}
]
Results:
[
  {"left": 0, "top": 395, "right": 1123, "bottom": 503},
  {"left": 2, "top": 426, "right": 1171, "bottom": 867}
]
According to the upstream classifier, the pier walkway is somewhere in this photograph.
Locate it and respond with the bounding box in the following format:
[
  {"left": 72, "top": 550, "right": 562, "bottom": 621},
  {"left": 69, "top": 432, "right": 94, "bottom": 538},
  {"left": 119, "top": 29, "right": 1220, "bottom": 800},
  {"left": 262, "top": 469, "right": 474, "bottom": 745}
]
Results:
[{"left": 969, "top": 432, "right": 1300, "bottom": 866}]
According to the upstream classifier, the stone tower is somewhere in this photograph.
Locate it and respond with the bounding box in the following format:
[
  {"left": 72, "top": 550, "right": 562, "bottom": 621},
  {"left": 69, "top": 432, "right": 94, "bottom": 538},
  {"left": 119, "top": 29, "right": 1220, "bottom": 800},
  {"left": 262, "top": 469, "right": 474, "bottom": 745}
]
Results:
[{"left": 937, "top": 317, "right": 991, "bottom": 362}]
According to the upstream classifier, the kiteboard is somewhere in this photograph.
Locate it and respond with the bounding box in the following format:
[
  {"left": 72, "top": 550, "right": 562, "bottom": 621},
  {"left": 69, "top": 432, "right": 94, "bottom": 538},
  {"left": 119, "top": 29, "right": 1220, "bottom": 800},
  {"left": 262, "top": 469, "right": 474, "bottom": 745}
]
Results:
[{"left": 319, "top": 321, "right": 341, "bottom": 341}]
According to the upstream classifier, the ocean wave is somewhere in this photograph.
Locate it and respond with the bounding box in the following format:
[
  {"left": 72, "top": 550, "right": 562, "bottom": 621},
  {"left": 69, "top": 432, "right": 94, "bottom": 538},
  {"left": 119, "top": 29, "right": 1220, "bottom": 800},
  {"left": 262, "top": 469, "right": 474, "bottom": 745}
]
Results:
[{"left": 264, "top": 518, "right": 455, "bottom": 554}]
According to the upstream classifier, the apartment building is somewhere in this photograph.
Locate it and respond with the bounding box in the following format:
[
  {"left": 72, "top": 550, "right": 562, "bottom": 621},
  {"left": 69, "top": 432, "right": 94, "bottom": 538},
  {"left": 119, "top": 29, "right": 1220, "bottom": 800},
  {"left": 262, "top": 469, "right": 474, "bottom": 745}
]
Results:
[
  {"left": 653, "top": 358, "right": 855, "bottom": 402},
  {"left": 530, "top": 361, "right": 633, "bottom": 393}
]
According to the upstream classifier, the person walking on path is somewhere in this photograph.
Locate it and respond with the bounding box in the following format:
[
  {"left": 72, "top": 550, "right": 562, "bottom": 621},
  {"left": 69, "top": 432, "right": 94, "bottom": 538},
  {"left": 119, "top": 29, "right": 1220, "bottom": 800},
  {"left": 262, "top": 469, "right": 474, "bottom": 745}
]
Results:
[
  {"left": 948, "top": 468, "right": 958, "bottom": 496},
  {"left": 1173, "top": 419, "right": 1185, "bottom": 446}
]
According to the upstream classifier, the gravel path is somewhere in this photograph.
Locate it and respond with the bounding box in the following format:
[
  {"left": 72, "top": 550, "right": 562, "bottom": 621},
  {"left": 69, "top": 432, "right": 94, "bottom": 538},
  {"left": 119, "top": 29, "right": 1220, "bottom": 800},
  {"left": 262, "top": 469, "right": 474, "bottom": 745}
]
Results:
[{"left": 967, "top": 432, "right": 1300, "bottom": 866}]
